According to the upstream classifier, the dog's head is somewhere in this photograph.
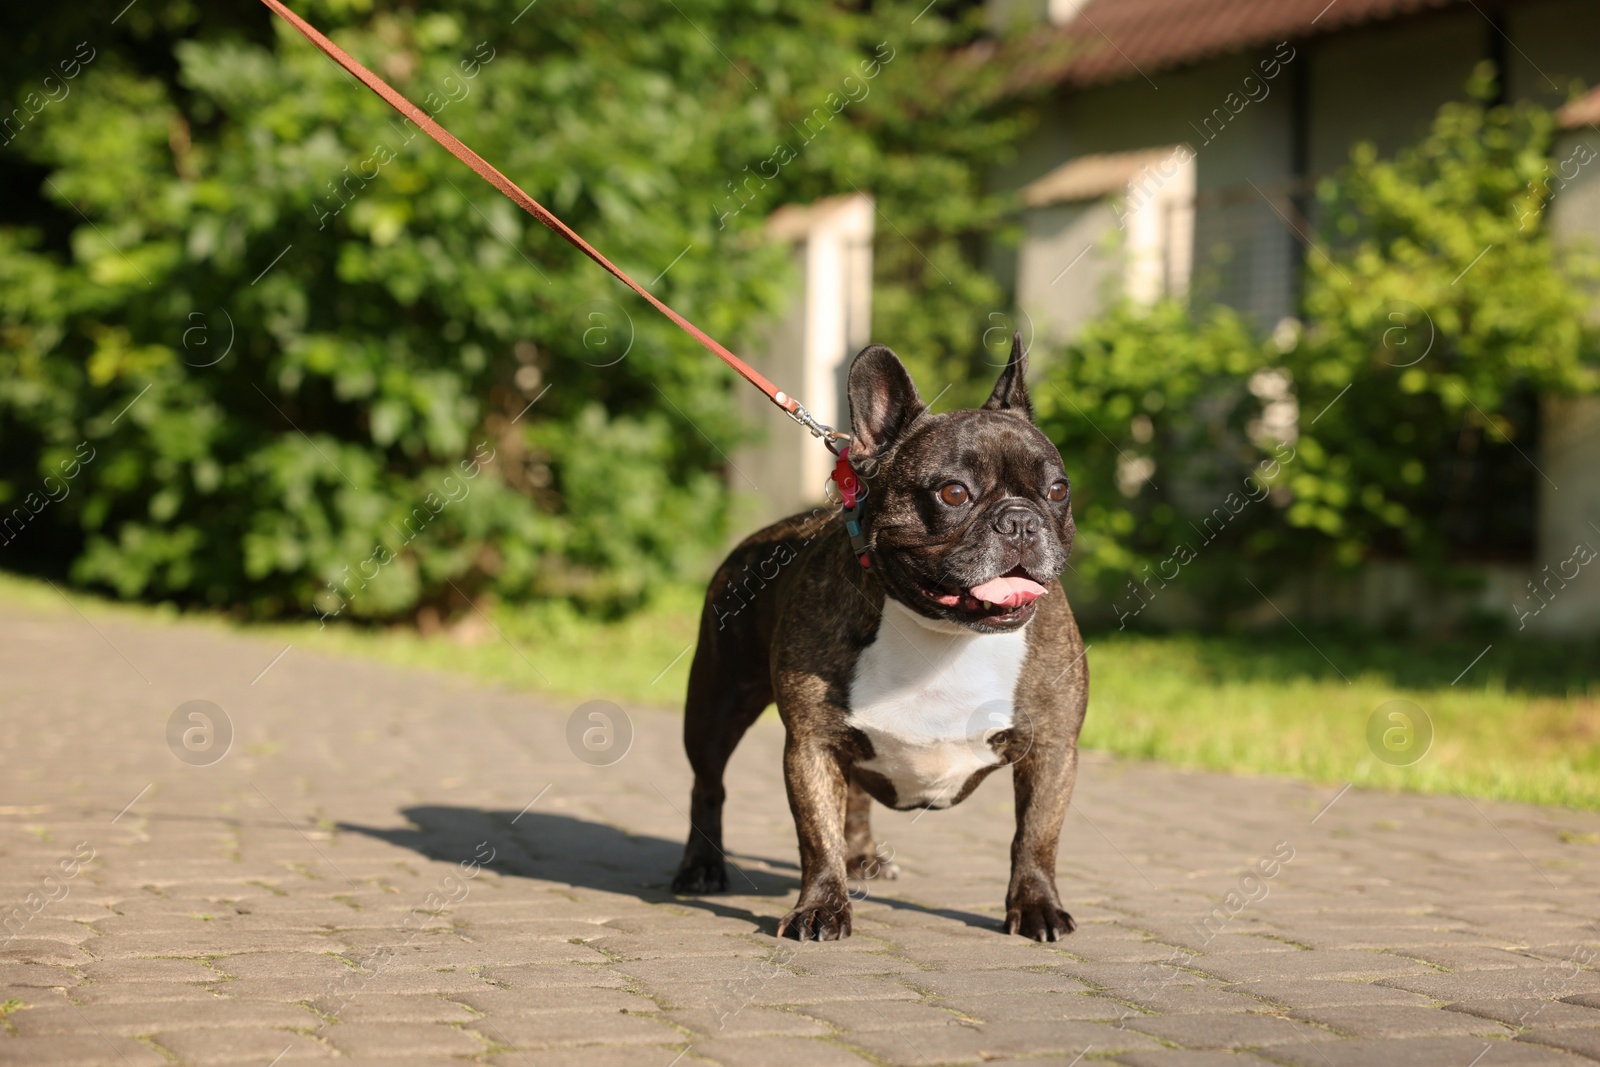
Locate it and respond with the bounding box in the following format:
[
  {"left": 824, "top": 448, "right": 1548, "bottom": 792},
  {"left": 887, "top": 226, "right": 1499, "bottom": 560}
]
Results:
[{"left": 847, "top": 334, "right": 1073, "bottom": 633}]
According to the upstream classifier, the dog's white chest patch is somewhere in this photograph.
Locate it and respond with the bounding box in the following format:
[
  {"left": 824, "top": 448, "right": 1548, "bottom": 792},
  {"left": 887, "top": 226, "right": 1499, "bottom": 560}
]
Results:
[{"left": 846, "top": 599, "right": 1030, "bottom": 809}]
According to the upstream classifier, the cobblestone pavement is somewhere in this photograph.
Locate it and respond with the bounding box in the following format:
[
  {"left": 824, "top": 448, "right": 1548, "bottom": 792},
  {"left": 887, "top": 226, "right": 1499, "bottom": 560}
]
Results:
[{"left": 3, "top": 597, "right": 1600, "bottom": 1067}]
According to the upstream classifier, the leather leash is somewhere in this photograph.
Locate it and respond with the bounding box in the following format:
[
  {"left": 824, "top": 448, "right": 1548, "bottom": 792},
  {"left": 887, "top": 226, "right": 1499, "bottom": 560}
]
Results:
[{"left": 256, "top": 0, "right": 850, "bottom": 452}]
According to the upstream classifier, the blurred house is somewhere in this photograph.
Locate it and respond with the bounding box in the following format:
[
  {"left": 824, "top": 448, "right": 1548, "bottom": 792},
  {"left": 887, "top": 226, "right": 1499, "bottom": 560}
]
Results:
[
  {"left": 733, "top": 194, "right": 874, "bottom": 531},
  {"left": 994, "top": 0, "right": 1600, "bottom": 633}
]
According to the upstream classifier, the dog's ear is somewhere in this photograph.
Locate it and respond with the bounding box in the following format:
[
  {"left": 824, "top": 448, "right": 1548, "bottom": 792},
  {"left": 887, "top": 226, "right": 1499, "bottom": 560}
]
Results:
[
  {"left": 848, "top": 344, "right": 925, "bottom": 460},
  {"left": 982, "top": 332, "right": 1032, "bottom": 419}
]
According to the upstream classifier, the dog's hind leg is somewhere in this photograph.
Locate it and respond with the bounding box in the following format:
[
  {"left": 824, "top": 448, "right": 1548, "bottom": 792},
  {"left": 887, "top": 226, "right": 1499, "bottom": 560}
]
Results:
[
  {"left": 671, "top": 553, "right": 780, "bottom": 894},
  {"left": 843, "top": 777, "right": 898, "bottom": 881}
]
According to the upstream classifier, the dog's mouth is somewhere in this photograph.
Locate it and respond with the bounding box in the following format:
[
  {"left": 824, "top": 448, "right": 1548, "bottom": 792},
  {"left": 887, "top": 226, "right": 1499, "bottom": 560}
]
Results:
[{"left": 920, "top": 565, "right": 1048, "bottom": 623}]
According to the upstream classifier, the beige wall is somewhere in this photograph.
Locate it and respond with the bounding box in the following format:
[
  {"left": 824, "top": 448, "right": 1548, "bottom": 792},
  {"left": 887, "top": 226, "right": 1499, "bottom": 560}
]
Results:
[
  {"left": 1528, "top": 396, "right": 1600, "bottom": 635},
  {"left": 732, "top": 195, "right": 873, "bottom": 534}
]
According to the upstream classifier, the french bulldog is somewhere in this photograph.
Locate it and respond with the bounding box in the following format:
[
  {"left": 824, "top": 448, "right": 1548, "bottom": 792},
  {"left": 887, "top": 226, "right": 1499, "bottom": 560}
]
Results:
[{"left": 671, "top": 334, "right": 1088, "bottom": 941}]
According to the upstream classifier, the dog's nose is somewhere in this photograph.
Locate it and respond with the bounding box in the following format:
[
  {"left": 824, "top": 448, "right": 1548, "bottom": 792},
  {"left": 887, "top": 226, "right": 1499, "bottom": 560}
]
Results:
[{"left": 991, "top": 505, "right": 1040, "bottom": 545}]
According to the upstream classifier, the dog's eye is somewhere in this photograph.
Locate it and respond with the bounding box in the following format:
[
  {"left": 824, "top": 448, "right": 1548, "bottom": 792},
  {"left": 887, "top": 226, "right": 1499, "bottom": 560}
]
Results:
[
  {"left": 1046, "top": 481, "right": 1069, "bottom": 503},
  {"left": 938, "top": 483, "right": 970, "bottom": 506}
]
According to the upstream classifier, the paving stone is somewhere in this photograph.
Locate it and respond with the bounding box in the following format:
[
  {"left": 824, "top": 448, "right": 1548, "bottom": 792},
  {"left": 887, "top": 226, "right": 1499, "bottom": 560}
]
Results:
[
  {"left": 1518, "top": 1028, "right": 1600, "bottom": 1058},
  {"left": 892, "top": 938, "right": 1077, "bottom": 970},
  {"left": 1291, "top": 1003, "right": 1513, "bottom": 1038},
  {"left": 473, "top": 963, "right": 630, "bottom": 989},
  {"left": 739, "top": 975, "right": 925, "bottom": 1007},
  {"left": 1191, "top": 949, "right": 1436, "bottom": 983},
  {"left": 782, "top": 950, "right": 921, "bottom": 976},
  {"left": 691, "top": 1036, "right": 877, "bottom": 1066},
  {"left": 618, "top": 955, "right": 789, "bottom": 987},
  {"left": 486, "top": 1049, "right": 688, "bottom": 1067},
  {"left": 321, "top": 1020, "right": 486, "bottom": 1056},
  {"left": 305, "top": 991, "right": 479, "bottom": 1022},
  {"left": 790, "top": 999, "right": 976, "bottom": 1032},
  {"left": 1448, "top": 998, "right": 1600, "bottom": 1030},
  {"left": 84, "top": 931, "right": 335, "bottom": 958},
  {"left": 205, "top": 952, "right": 355, "bottom": 981},
  {"left": 13, "top": 999, "right": 317, "bottom": 1036},
  {"left": 0, "top": 962, "right": 78, "bottom": 989},
  {"left": 1225, "top": 979, "right": 1439, "bottom": 1008},
  {"left": 0, "top": 939, "right": 86, "bottom": 966},
  {"left": 1268, "top": 1036, "right": 1587, "bottom": 1065},
  {"left": 1385, "top": 945, "right": 1553, "bottom": 972},
  {"left": 1384, "top": 970, "right": 1600, "bottom": 1002},
  {"left": 491, "top": 1048, "right": 687, "bottom": 1067},
  {"left": 76, "top": 957, "right": 221, "bottom": 983},
  {"left": 68, "top": 981, "right": 233, "bottom": 1004},
  {"left": 841, "top": 1019, "right": 1161, "bottom": 1064},
  {"left": 1111, "top": 1054, "right": 1285, "bottom": 1067},
  {"left": 464, "top": 1009, "right": 682, "bottom": 1049},
  {"left": 667, "top": 1003, "right": 833, "bottom": 1038},
  {"left": 322, "top": 967, "right": 496, "bottom": 997},
  {"left": 8, "top": 601, "right": 1600, "bottom": 1063},
  {"left": 0, "top": 1035, "right": 169, "bottom": 1066},
  {"left": 1123, "top": 1011, "right": 1335, "bottom": 1049},
  {"left": 1118, "top": 981, "right": 1277, "bottom": 1016},
  {"left": 897, "top": 968, "right": 1091, "bottom": 998},
  {"left": 454, "top": 986, "right": 658, "bottom": 1016},
  {"left": 922, "top": 991, "right": 1128, "bottom": 1022},
  {"left": 145, "top": 1029, "right": 333, "bottom": 1065}
]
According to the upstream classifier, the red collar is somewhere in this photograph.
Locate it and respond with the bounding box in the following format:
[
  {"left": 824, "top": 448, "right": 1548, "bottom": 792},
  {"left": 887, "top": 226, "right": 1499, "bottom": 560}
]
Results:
[{"left": 831, "top": 446, "right": 871, "bottom": 569}]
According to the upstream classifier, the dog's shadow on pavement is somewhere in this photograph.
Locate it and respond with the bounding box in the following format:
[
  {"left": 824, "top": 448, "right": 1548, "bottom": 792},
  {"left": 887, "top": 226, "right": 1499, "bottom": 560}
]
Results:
[
  {"left": 339, "top": 806, "right": 797, "bottom": 932},
  {"left": 340, "top": 806, "right": 1001, "bottom": 937}
]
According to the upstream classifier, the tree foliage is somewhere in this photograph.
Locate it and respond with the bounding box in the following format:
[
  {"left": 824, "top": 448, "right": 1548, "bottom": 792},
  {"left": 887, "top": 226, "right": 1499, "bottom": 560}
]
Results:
[
  {"left": 1038, "top": 70, "right": 1599, "bottom": 622},
  {"left": 0, "top": 0, "right": 1037, "bottom": 619},
  {"left": 1290, "top": 63, "right": 1599, "bottom": 567}
]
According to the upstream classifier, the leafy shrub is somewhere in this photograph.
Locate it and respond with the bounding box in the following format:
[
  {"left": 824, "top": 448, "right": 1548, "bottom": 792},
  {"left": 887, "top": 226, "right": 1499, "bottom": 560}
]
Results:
[
  {"left": 1288, "top": 63, "right": 1599, "bottom": 569},
  {"left": 0, "top": 0, "right": 1036, "bottom": 619},
  {"left": 1038, "top": 70, "right": 1599, "bottom": 622}
]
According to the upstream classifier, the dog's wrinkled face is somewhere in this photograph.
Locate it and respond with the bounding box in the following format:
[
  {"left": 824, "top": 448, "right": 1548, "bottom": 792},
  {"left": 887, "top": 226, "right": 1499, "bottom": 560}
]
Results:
[{"left": 848, "top": 335, "right": 1074, "bottom": 633}]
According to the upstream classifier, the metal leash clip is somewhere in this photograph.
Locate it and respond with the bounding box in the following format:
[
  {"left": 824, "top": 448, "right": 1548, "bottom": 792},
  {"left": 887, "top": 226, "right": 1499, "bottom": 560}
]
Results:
[{"left": 779, "top": 395, "right": 852, "bottom": 455}]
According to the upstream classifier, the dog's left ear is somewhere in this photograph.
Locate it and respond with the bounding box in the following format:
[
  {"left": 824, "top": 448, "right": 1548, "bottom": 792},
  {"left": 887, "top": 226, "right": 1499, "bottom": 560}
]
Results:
[
  {"left": 849, "top": 344, "right": 926, "bottom": 462},
  {"left": 982, "top": 332, "right": 1032, "bottom": 420}
]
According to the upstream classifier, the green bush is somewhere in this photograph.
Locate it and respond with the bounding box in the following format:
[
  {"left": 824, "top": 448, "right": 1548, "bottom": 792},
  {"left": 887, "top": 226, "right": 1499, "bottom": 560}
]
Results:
[
  {"left": 1289, "top": 63, "right": 1599, "bottom": 569},
  {"left": 1038, "top": 70, "right": 1599, "bottom": 622},
  {"left": 1033, "top": 300, "right": 1286, "bottom": 622},
  {"left": 0, "top": 0, "right": 1040, "bottom": 619}
]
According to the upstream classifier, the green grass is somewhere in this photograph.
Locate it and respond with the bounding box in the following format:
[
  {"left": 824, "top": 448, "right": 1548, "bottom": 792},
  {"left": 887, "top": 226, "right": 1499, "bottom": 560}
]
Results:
[
  {"left": 5, "top": 571, "right": 1599, "bottom": 811},
  {"left": 1082, "top": 630, "right": 1600, "bottom": 811}
]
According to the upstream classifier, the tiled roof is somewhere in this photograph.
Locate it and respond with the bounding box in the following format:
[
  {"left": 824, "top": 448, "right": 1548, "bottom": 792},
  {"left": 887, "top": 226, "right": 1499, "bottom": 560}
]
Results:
[{"left": 1021, "top": 0, "right": 1473, "bottom": 88}]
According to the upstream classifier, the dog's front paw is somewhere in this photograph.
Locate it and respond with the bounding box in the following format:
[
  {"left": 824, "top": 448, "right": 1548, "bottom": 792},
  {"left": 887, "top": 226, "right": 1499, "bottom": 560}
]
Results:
[
  {"left": 1004, "top": 888, "right": 1076, "bottom": 942},
  {"left": 777, "top": 892, "right": 853, "bottom": 941},
  {"left": 671, "top": 856, "right": 728, "bottom": 894}
]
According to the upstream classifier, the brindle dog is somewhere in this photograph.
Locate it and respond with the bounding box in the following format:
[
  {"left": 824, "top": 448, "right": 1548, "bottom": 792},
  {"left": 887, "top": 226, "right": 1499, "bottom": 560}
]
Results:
[{"left": 672, "top": 335, "right": 1088, "bottom": 941}]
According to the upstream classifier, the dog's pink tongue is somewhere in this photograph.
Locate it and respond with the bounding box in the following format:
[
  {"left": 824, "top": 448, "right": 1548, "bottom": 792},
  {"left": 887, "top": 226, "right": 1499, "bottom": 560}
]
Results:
[{"left": 969, "top": 575, "right": 1046, "bottom": 608}]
